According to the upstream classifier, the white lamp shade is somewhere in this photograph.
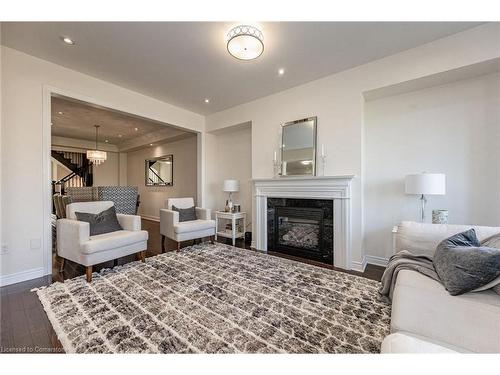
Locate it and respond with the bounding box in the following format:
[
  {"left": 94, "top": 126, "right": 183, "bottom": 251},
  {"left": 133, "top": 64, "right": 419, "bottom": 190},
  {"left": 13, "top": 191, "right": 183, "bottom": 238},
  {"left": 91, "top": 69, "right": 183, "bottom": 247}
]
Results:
[
  {"left": 405, "top": 173, "right": 446, "bottom": 195},
  {"left": 223, "top": 179, "right": 240, "bottom": 192}
]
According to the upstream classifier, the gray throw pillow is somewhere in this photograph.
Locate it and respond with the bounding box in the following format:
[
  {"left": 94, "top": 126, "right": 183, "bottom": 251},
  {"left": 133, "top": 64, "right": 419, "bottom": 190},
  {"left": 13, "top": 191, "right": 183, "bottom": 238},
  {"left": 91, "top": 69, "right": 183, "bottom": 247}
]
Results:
[
  {"left": 172, "top": 205, "right": 197, "bottom": 222},
  {"left": 434, "top": 229, "right": 500, "bottom": 296},
  {"left": 75, "top": 206, "right": 123, "bottom": 236}
]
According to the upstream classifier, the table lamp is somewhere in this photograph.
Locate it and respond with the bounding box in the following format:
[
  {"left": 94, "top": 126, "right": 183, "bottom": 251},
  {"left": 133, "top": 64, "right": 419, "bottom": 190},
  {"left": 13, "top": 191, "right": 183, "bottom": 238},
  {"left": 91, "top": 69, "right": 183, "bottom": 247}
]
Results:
[
  {"left": 405, "top": 173, "right": 446, "bottom": 222},
  {"left": 223, "top": 179, "right": 239, "bottom": 212}
]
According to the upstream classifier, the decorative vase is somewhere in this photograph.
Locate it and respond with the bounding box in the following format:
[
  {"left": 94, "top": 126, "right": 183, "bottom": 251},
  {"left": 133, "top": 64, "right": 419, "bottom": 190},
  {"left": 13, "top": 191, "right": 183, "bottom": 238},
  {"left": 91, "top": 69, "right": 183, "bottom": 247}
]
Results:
[{"left": 432, "top": 209, "right": 449, "bottom": 224}]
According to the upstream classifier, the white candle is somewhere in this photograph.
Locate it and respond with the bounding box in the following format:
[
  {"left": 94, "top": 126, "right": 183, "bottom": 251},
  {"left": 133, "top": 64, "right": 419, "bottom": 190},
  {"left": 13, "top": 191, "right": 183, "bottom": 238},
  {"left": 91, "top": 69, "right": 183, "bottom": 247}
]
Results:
[
  {"left": 321, "top": 144, "right": 325, "bottom": 158},
  {"left": 274, "top": 150, "right": 277, "bottom": 162}
]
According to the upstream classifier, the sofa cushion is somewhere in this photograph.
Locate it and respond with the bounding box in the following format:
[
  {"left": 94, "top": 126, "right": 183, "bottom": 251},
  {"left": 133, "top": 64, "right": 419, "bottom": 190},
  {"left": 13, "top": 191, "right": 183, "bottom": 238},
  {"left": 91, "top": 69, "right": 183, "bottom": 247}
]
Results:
[
  {"left": 82, "top": 230, "right": 148, "bottom": 254},
  {"left": 381, "top": 332, "right": 463, "bottom": 353},
  {"left": 76, "top": 206, "right": 123, "bottom": 236},
  {"left": 434, "top": 229, "right": 500, "bottom": 295},
  {"left": 391, "top": 269, "right": 500, "bottom": 353},
  {"left": 394, "top": 221, "right": 500, "bottom": 257},
  {"left": 174, "top": 219, "right": 216, "bottom": 234},
  {"left": 172, "top": 205, "right": 197, "bottom": 222}
]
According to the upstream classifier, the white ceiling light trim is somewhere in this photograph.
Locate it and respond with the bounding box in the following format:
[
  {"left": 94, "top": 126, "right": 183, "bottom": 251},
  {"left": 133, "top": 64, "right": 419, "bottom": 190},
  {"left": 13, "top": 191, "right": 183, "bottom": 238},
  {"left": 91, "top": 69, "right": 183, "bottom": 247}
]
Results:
[
  {"left": 227, "top": 25, "right": 264, "bottom": 61},
  {"left": 60, "top": 36, "right": 75, "bottom": 45},
  {"left": 86, "top": 125, "right": 107, "bottom": 165}
]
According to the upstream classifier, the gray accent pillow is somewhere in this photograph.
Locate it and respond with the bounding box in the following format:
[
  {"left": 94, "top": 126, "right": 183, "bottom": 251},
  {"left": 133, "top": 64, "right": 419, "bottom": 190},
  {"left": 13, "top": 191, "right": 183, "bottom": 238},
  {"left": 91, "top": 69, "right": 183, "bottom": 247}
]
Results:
[
  {"left": 434, "top": 229, "right": 500, "bottom": 296},
  {"left": 172, "top": 205, "right": 197, "bottom": 222},
  {"left": 475, "top": 234, "right": 500, "bottom": 295},
  {"left": 75, "top": 206, "right": 123, "bottom": 236}
]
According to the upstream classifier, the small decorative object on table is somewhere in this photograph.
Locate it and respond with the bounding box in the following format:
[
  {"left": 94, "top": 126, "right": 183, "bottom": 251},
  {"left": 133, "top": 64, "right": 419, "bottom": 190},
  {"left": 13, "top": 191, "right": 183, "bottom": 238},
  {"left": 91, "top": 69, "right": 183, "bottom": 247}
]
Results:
[{"left": 432, "top": 209, "right": 449, "bottom": 224}]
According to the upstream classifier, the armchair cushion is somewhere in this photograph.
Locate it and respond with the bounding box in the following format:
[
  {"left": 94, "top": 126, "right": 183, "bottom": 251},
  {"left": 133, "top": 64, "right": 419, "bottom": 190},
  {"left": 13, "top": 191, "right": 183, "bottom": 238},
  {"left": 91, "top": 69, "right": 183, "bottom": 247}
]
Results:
[
  {"left": 117, "top": 214, "right": 142, "bottom": 231},
  {"left": 75, "top": 206, "right": 123, "bottom": 236},
  {"left": 172, "top": 205, "right": 197, "bottom": 222},
  {"left": 81, "top": 230, "right": 148, "bottom": 254},
  {"left": 174, "top": 219, "right": 216, "bottom": 234}
]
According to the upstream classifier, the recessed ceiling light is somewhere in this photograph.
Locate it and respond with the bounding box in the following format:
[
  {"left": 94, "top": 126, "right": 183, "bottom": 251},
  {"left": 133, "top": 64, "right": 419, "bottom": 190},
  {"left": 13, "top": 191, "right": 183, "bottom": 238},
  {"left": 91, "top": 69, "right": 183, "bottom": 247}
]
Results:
[
  {"left": 149, "top": 144, "right": 153, "bottom": 146},
  {"left": 60, "top": 36, "right": 75, "bottom": 45},
  {"left": 118, "top": 134, "right": 122, "bottom": 138},
  {"left": 134, "top": 127, "right": 139, "bottom": 131},
  {"left": 278, "top": 68, "right": 285, "bottom": 75},
  {"left": 227, "top": 25, "right": 264, "bottom": 60},
  {"left": 204, "top": 98, "right": 210, "bottom": 103},
  {"left": 58, "top": 111, "right": 63, "bottom": 115},
  {"left": 105, "top": 140, "right": 109, "bottom": 143}
]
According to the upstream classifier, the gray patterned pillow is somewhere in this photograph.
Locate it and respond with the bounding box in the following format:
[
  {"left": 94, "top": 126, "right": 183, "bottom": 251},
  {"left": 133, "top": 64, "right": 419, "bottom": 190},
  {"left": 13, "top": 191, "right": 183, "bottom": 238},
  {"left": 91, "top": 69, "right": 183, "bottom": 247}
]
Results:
[
  {"left": 476, "top": 234, "right": 500, "bottom": 295},
  {"left": 75, "top": 206, "right": 123, "bottom": 236},
  {"left": 172, "top": 205, "right": 197, "bottom": 222},
  {"left": 434, "top": 229, "right": 500, "bottom": 296}
]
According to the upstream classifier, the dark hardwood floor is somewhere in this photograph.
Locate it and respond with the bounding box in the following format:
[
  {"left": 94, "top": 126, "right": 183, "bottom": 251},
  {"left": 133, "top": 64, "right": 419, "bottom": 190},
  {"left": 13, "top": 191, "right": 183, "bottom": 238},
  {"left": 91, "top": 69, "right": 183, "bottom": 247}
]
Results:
[{"left": 0, "top": 219, "right": 385, "bottom": 353}]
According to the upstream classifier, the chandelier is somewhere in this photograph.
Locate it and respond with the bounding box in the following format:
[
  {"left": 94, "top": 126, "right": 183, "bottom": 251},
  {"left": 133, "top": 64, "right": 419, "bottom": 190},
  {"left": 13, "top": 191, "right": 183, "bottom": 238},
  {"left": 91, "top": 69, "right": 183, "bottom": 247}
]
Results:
[
  {"left": 86, "top": 125, "right": 107, "bottom": 165},
  {"left": 227, "top": 25, "right": 264, "bottom": 60}
]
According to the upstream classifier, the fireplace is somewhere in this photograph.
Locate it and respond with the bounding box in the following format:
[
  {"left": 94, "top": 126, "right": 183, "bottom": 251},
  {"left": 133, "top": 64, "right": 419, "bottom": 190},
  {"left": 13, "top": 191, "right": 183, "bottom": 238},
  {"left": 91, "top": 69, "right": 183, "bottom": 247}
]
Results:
[
  {"left": 253, "top": 176, "right": 353, "bottom": 270},
  {"left": 267, "top": 198, "right": 333, "bottom": 264}
]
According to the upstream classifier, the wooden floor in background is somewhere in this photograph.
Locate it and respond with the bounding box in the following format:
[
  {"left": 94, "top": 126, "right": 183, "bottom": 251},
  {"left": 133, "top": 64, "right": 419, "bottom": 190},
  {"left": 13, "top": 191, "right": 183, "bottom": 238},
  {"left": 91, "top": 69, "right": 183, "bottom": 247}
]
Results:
[{"left": 0, "top": 219, "right": 385, "bottom": 353}]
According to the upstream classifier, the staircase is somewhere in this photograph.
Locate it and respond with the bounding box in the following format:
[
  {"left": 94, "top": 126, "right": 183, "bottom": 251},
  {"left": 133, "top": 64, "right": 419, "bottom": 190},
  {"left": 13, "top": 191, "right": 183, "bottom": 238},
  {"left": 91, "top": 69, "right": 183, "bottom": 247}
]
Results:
[{"left": 51, "top": 151, "right": 93, "bottom": 194}]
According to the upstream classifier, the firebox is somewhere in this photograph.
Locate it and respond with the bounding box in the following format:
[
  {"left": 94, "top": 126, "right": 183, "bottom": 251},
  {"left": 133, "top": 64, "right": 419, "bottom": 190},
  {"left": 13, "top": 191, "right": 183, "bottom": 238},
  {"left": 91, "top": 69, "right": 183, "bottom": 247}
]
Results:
[{"left": 267, "top": 198, "right": 333, "bottom": 264}]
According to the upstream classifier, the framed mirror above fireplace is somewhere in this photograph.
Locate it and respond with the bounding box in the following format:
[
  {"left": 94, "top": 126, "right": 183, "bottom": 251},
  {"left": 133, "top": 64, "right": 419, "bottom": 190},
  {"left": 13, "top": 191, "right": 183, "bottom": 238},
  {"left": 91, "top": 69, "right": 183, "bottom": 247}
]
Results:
[{"left": 281, "top": 117, "right": 317, "bottom": 176}]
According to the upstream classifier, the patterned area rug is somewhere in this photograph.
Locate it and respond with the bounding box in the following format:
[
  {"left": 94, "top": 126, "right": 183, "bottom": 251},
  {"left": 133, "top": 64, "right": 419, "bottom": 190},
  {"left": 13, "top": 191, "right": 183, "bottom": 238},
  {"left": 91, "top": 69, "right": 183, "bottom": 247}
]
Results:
[{"left": 36, "top": 243, "right": 391, "bottom": 353}]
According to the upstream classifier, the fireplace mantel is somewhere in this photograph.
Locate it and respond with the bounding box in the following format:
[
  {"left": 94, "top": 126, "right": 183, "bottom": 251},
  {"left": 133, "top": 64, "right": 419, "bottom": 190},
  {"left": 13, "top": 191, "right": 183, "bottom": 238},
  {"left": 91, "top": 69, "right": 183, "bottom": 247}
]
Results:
[{"left": 252, "top": 175, "right": 354, "bottom": 269}]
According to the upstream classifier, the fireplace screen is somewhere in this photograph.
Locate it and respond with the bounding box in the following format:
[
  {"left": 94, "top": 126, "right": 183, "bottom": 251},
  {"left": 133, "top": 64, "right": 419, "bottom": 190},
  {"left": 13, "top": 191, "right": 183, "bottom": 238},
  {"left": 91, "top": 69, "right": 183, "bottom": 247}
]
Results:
[{"left": 275, "top": 206, "right": 324, "bottom": 253}]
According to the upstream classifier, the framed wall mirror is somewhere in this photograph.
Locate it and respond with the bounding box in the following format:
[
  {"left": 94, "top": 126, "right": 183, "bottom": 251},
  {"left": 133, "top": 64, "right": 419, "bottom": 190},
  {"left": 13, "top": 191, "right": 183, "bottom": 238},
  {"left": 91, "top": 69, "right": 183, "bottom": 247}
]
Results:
[
  {"left": 145, "top": 155, "right": 173, "bottom": 186},
  {"left": 281, "top": 117, "right": 317, "bottom": 176}
]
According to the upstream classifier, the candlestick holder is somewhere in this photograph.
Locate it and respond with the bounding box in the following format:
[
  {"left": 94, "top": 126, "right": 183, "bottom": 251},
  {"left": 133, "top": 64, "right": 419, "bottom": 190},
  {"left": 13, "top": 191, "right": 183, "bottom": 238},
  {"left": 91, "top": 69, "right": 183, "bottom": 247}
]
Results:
[
  {"left": 273, "top": 159, "right": 282, "bottom": 177},
  {"left": 320, "top": 155, "right": 327, "bottom": 176}
]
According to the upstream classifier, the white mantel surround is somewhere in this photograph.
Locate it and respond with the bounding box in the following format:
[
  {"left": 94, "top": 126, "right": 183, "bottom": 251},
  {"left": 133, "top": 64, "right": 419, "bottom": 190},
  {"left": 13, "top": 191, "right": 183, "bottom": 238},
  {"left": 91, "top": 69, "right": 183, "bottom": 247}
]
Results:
[{"left": 252, "top": 175, "right": 354, "bottom": 270}]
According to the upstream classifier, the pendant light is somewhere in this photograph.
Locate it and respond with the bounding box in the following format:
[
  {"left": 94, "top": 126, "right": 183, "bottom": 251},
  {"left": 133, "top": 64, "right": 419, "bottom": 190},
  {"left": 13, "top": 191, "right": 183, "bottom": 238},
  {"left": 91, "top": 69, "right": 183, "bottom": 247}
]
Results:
[{"left": 86, "top": 125, "right": 107, "bottom": 165}]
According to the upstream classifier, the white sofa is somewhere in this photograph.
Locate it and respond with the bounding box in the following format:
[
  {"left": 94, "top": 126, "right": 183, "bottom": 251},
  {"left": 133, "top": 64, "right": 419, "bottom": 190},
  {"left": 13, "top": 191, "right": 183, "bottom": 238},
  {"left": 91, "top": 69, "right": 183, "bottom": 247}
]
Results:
[
  {"left": 382, "top": 221, "right": 500, "bottom": 353},
  {"left": 57, "top": 201, "right": 148, "bottom": 282},
  {"left": 159, "top": 197, "right": 216, "bottom": 252}
]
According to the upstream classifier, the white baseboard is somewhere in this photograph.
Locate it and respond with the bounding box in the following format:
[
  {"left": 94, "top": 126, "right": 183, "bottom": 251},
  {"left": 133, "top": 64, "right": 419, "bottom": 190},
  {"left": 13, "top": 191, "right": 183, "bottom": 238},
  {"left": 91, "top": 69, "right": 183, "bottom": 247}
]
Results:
[
  {"left": 365, "top": 255, "right": 389, "bottom": 267},
  {"left": 350, "top": 256, "right": 367, "bottom": 272},
  {"left": 141, "top": 215, "right": 159, "bottom": 222},
  {"left": 0, "top": 267, "right": 46, "bottom": 287}
]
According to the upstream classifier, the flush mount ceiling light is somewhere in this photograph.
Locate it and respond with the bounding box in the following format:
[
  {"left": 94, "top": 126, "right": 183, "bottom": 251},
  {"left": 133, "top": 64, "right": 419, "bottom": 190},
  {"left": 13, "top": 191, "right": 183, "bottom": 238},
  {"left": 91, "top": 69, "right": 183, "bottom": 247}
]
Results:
[
  {"left": 60, "top": 36, "right": 75, "bottom": 45},
  {"left": 227, "top": 25, "right": 264, "bottom": 60},
  {"left": 86, "top": 125, "right": 107, "bottom": 165}
]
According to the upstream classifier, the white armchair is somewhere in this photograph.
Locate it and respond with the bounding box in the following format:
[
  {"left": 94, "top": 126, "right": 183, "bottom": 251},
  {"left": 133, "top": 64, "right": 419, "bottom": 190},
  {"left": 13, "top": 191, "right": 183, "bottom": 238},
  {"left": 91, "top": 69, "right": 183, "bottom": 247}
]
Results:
[
  {"left": 160, "top": 197, "right": 215, "bottom": 252},
  {"left": 57, "top": 201, "right": 148, "bottom": 282}
]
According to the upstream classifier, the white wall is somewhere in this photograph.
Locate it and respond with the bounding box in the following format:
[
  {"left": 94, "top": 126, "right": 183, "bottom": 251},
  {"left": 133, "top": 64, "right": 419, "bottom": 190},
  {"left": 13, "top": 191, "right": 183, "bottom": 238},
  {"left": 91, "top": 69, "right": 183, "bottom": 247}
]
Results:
[
  {"left": 0, "top": 46, "right": 204, "bottom": 285},
  {"left": 205, "top": 124, "right": 252, "bottom": 227},
  {"left": 205, "top": 23, "right": 500, "bottom": 270},
  {"left": 364, "top": 72, "right": 500, "bottom": 260},
  {"left": 127, "top": 135, "right": 198, "bottom": 220}
]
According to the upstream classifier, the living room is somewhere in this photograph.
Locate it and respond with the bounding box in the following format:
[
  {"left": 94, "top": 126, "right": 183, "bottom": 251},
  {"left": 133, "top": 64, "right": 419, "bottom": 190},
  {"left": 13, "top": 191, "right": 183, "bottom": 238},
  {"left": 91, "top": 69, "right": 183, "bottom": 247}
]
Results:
[{"left": 1, "top": 1, "right": 499, "bottom": 373}]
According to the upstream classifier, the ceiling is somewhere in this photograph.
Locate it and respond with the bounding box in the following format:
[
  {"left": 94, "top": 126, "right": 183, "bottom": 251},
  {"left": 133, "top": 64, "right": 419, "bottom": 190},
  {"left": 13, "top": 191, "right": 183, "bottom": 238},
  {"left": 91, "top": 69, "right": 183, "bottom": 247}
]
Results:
[
  {"left": 2, "top": 22, "right": 483, "bottom": 115},
  {"left": 51, "top": 95, "right": 193, "bottom": 151}
]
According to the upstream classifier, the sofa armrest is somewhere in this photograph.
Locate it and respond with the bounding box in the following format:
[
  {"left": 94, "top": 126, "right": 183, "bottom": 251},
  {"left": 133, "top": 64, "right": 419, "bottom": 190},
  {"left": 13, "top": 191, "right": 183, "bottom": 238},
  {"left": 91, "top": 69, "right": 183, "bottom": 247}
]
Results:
[
  {"left": 196, "top": 207, "right": 211, "bottom": 220},
  {"left": 160, "top": 209, "right": 179, "bottom": 239},
  {"left": 117, "top": 214, "right": 141, "bottom": 231},
  {"left": 56, "top": 219, "right": 90, "bottom": 258}
]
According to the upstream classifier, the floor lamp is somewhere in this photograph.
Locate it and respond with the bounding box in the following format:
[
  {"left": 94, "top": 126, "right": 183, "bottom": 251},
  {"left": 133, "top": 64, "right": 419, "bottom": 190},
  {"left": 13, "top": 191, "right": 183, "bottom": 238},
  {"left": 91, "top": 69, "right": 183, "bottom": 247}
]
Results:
[{"left": 405, "top": 173, "right": 446, "bottom": 222}]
